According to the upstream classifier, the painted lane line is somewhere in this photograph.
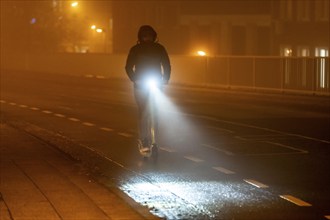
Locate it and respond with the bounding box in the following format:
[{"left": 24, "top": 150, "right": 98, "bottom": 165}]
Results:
[
  {"left": 19, "top": 104, "right": 28, "bottom": 108},
  {"left": 265, "top": 141, "right": 308, "bottom": 154},
  {"left": 42, "top": 110, "right": 53, "bottom": 114},
  {"left": 0, "top": 100, "right": 6, "bottom": 103},
  {"left": 117, "top": 132, "right": 134, "bottom": 138},
  {"left": 235, "top": 136, "right": 248, "bottom": 141},
  {"left": 82, "top": 122, "right": 95, "bottom": 127},
  {"left": 202, "top": 144, "right": 234, "bottom": 156},
  {"left": 207, "top": 126, "right": 234, "bottom": 133},
  {"left": 184, "top": 155, "right": 204, "bottom": 163},
  {"left": 30, "top": 107, "right": 40, "bottom": 111},
  {"left": 68, "top": 117, "right": 80, "bottom": 122},
  {"left": 244, "top": 179, "right": 269, "bottom": 188},
  {"left": 237, "top": 134, "right": 287, "bottom": 140},
  {"left": 9, "top": 102, "right": 17, "bottom": 106},
  {"left": 54, "top": 113, "right": 66, "bottom": 118},
  {"left": 279, "top": 195, "right": 312, "bottom": 207},
  {"left": 184, "top": 113, "right": 330, "bottom": 144},
  {"left": 100, "top": 127, "right": 114, "bottom": 132},
  {"left": 213, "top": 166, "right": 235, "bottom": 174},
  {"left": 159, "top": 147, "right": 176, "bottom": 153}
]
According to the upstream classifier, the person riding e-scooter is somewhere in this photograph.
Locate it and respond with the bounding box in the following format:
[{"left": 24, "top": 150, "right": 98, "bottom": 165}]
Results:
[{"left": 125, "top": 25, "right": 171, "bottom": 153}]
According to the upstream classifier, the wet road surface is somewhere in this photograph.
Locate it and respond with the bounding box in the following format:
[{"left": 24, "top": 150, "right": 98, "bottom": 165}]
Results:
[{"left": 1, "top": 70, "right": 330, "bottom": 219}]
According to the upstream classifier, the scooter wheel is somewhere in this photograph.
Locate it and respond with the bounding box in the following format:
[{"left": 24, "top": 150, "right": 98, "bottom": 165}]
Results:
[{"left": 151, "top": 144, "right": 158, "bottom": 159}]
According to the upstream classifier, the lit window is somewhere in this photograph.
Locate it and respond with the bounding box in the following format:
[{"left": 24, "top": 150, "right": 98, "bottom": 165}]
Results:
[
  {"left": 281, "top": 46, "right": 293, "bottom": 56},
  {"left": 315, "top": 47, "right": 329, "bottom": 57}
]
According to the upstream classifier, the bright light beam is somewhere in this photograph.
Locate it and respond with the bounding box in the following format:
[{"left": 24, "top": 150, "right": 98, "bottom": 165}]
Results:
[{"left": 152, "top": 85, "right": 201, "bottom": 150}]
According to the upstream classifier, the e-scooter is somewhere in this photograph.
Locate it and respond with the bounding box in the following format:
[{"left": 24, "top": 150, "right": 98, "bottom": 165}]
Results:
[{"left": 138, "top": 78, "right": 161, "bottom": 159}]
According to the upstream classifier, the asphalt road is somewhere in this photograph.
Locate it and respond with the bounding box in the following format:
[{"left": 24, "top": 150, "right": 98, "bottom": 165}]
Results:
[{"left": 1, "top": 70, "right": 330, "bottom": 219}]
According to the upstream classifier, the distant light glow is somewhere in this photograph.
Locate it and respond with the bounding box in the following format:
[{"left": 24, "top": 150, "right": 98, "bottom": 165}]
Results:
[
  {"left": 96, "top": 28, "right": 103, "bottom": 33},
  {"left": 91, "top": 25, "right": 96, "bottom": 30},
  {"left": 284, "top": 48, "right": 292, "bottom": 57},
  {"left": 197, "top": 51, "right": 206, "bottom": 56},
  {"left": 30, "top": 18, "right": 37, "bottom": 24},
  {"left": 71, "top": 2, "right": 78, "bottom": 7}
]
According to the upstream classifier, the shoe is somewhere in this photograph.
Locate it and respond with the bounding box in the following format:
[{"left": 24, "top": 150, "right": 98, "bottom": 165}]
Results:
[
  {"left": 140, "top": 147, "right": 151, "bottom": 153},
  {"left": 138, "top": 139, "right": 150, "bottom": 150},
  {"left": 137, "top": 139, "right": 143, "bottom": 150}
]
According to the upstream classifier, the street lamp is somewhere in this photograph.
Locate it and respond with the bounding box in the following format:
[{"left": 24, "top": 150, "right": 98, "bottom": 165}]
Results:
[
  {"left": 197, "top": 50, "right": 206, "bottom": 56},
  {"left": 71, "top": 2, "right": 78, "bottom": 7}
]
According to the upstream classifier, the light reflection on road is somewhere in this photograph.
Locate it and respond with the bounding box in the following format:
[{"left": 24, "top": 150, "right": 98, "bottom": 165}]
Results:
[{"left": 120, "top": 172, "right": 274, "bottom": 219}]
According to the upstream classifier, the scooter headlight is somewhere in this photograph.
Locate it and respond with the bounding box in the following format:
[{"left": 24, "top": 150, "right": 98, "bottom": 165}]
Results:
[{"left": 147, "top": 78, "right": 158, "bottom": 90}]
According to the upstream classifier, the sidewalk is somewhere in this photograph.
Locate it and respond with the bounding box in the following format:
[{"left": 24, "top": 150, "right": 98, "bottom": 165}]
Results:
[{"left": 0, "top": 123, "right": 155, "bottom": 220}]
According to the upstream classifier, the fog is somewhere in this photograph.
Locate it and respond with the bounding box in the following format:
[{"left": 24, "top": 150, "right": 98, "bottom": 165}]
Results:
[{"left": 1, "top": 0, "right": 328, "bottom": 56}]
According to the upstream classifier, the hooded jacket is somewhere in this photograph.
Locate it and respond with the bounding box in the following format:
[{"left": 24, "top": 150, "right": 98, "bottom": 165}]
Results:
[{"left": 125, "top": 41, "right": 171, "bottom": 83}]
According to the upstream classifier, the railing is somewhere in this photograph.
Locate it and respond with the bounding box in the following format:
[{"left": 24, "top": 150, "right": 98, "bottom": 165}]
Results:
[
  {"left": 183, "top": 56, "right": 329, "bottom": 95},
  {"left": 1, "top": 52, "right": 329, "bottom": 95}
]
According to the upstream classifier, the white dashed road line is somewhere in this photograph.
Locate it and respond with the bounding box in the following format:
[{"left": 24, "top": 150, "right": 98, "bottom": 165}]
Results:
[
  {"left": 30, "top": 107, "right": 40, "bottom": 111},
  {"left": 117, "top": 132, "right": 133, "bottom": 138},
  {"left": 184, "top": 155, "right": 204, "bottom": 163},
  {"left": 244, "top": 179, "right": 269, "bottom": 188},
  {"left": 19, "top": 104, "right": 28, "bottom": 108},
  {"left": 280, "top": 195, "right": 312, "bottom": 207},
  {"left": 82, "top": 122, "right": 95, "bottom": 127},
  {"left": 159, "top": 147, "right": 176, "bottom": 153},
  {"left": 202, "top": 144, "right": 234, "bottom": 156},
  {"left": 54, "top": 113, "right": 66, "bottom": 118},
  {"left": 100, "top": 127, "right": 114, "bottom": 132},
  {"left": 213, "top": 166, "right": 235, "bottom": 174},
  {"left": 42, "top": 110, "right": 53, "bottom": 114},
  {"left": 68, "top": 117, "right": 80, "bottom": 122}
]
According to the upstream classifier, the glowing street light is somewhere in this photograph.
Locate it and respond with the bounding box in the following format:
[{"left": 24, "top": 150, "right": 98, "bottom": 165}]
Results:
[
  {"left": 96, "top": 28, "right": 103, "bottom": 33},
  {"left": 197, "top": 50, "right": 206, "bottom": 56},
  {"left": 71, "top": 2, "right": 78, "bottom": 7},
  {"left": 91, "top": 25, "right": 96, "bottom": 30}
]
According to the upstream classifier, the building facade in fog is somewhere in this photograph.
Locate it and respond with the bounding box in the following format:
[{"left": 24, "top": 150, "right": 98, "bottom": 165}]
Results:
[
  {"left": 111, "top": 0, "right": 329, "bottom": 57},
  {"left": 1, "top": 0, "right": 329, "bottom": 56}
]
